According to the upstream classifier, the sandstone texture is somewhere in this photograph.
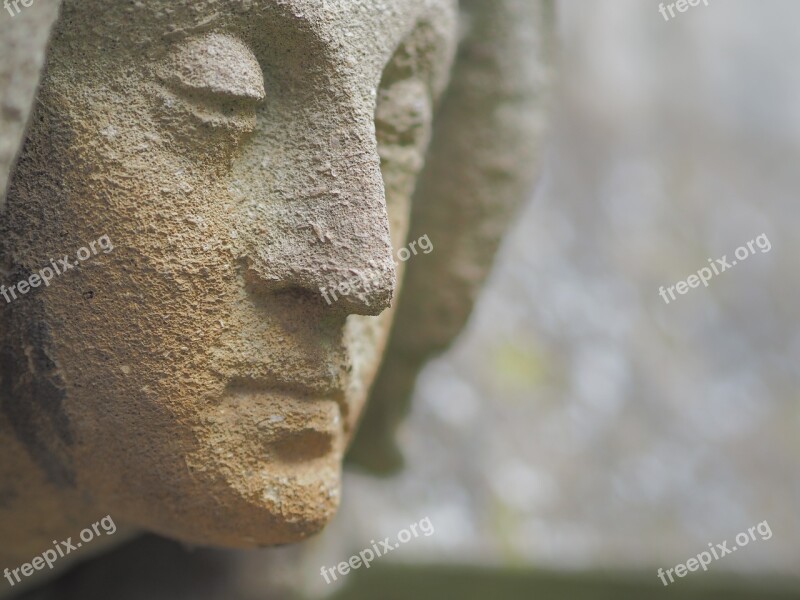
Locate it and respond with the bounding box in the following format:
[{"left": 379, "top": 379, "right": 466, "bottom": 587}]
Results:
[{"left": 0, "top": 0, "right": 551, "bottom": 595}]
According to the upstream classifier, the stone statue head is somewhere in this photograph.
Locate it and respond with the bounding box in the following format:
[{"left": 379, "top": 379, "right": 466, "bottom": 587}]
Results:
[
  {"left": 0, "top": 0, "right": 552, "bottom": 560},
  {"left": 0, "top": 0, "right": 460, "bottom": 548}
]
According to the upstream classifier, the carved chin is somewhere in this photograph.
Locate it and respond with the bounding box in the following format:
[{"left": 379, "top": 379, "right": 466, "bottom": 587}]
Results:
[
  {"left": 195, "top": 465, "right": 343, "bottom": 548},
  {"left": 124, "top": 449, "right": 344, "bottom": 548},
  {"left": 111, "top": 396, "right": 348, "bottom": 547}
]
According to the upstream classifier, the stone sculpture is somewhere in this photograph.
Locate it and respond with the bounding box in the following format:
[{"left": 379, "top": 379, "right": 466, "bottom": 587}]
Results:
[{"left": 0, "top": 0, "right": 552, "bottom": 591}]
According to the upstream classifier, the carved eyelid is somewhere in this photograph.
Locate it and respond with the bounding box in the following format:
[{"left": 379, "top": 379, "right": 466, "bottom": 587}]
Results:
[{"left": 159, "top": 33, "right": 266, "bottom": 102}]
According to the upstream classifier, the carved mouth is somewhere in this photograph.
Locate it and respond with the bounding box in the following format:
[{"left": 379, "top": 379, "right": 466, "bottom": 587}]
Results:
[
  {"left": 269, "top": 427, "right": 335, "bottom": 463},
  {"left": 226, "top": 374, "right": 348, "bottom": 421},
  {"left": 226, "top": 375, "right": 339, "bottom": 398},
  {"left": 222, "top": 380, "right": 344, "bottom": 463}
]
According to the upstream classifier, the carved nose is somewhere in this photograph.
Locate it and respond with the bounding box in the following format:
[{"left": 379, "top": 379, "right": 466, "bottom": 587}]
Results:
[{"left": 243, "top": 144, "right": 397, "bottom": 317}]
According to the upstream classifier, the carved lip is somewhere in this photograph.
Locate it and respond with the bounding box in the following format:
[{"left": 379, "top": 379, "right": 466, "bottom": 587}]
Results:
[
  {"left": 223, "top": 380, "right": 344, "bottom": 462},
  {"left": 224, "top": 376, "right": 348, "bottom": 426},
  {"left": 265, "top": 425, "right": 337, "bottom": 463},
  {"left": 225, "top": 376, "right": 341, "bottom": 399}
]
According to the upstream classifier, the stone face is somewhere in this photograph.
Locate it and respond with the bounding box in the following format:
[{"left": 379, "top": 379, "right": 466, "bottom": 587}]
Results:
[
  {"left": 0, "top": 0, "right": 550, "bottom": 590},
  {"left": 0, "top": 0, "right": 458, "bottom": 562}
]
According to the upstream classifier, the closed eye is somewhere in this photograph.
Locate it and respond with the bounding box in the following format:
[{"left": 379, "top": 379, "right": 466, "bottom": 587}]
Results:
[{"left": 158, "top": 33, "right": 265, "bottom": 108}]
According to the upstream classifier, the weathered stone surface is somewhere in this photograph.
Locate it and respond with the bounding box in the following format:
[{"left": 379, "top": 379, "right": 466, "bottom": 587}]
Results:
[
  {"left": 0, "top": 0, "right": 550, "bottom": 594},
  {"left": 0, "top": 0, "right": 458, "bottom": 573}
]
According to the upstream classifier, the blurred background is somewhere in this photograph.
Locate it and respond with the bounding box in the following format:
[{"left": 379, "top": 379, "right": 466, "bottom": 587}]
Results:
[{"left": 18, "top": 0, "right": 800, "bottom": 598}]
